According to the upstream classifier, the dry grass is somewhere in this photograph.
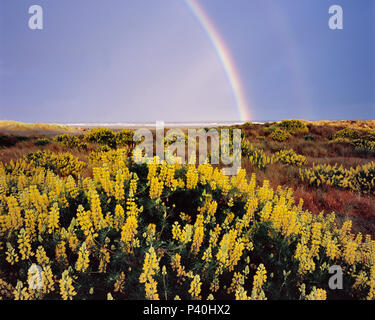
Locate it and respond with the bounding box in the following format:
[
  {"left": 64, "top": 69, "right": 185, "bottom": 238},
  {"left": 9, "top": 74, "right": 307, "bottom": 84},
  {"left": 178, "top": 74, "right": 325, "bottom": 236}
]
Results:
[{"left": 0, "top": 120, "right": 83, "bottom": 136}]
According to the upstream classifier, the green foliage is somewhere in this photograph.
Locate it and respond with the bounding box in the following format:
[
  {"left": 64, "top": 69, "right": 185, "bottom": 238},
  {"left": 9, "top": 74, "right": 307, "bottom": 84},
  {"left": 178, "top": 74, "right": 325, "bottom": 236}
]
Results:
[
  {"left": 0, "top": 135, "right": 29, "bottom": 148},
  {"left": 304, "top": 135, "right": 315, "bottom": 141},
  {"left": 34, "top": 138, "right": 50, "bottom": 146}
]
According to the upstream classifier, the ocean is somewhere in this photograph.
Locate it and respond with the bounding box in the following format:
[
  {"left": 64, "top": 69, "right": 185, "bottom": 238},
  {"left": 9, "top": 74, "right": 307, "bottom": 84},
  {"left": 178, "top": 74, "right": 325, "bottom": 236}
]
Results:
[{"left": 59, "top": 121, "right": 266, "bottom": 128}]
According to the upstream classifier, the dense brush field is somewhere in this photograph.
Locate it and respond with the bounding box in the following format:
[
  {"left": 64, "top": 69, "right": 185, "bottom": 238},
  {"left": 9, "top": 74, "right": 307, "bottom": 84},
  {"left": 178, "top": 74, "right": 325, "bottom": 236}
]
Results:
[{"left": 0, "top": 120, "right": 374, "bottom": 300}]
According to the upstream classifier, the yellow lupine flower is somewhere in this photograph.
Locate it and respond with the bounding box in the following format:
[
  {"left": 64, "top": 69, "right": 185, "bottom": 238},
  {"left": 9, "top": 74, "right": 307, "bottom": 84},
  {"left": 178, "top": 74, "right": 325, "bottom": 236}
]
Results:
[
  {"left": 139, "top": 247, "right": 159, "bottom": 283},
  {"left": 186, "top": 165, "right": 199, "bottom": 190},
  {"left": 5, "top": 243, "right": 19, "bottom": 265},
  {"left": 47, "top": 203, "right": 60, "bottom": 234},
  {"left": 17, "top": 228, "right": 33, "bottom": 260},
  {"left": 76, "top": 242, "right": 90, "bottom": 273},
  {"left": 59, "top": 270, "right": 76, "bottom": 300},
  {"left": 149, "top": 177, "right": 163, "bottom": 199},
  {"left": 36, "top": 245, "right": 50, "bottom": 266},
  {"left": 42, "top": 265, "right": 55, "bottom": 294},
  {"left": 191, "top": 214, "right": 204, "bottom": 255},
  {"left": 307, "top": 287, "right": 327, "bottom": 300},
  {"left": 189, "top": 274, "right": 202, "bottom": 299},
  {"left": 250, "top": 264, "right": 267, "bottom": 300},
  {"left": 145, "top": 278, "right": 159, "bottom": 300},
  {"left": 114, "top": 204, "right": 125, "bottom": 229},
  {"left": 55, "top": 241, "right": 68, "bottom": 266}
]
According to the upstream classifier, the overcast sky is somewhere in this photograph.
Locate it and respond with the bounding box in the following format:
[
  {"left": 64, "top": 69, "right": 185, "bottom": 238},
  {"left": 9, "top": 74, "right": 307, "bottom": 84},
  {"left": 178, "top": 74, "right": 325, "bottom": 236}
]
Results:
[{"left": 0, "top": 0, "right": 374, "bottom": 122}]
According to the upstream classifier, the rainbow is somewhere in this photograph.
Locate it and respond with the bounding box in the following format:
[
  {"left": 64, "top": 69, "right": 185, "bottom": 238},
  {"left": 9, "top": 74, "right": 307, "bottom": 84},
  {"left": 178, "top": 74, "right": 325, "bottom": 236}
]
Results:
[{"left": 184, "top": 0, "right": 252, "bottom": 122}]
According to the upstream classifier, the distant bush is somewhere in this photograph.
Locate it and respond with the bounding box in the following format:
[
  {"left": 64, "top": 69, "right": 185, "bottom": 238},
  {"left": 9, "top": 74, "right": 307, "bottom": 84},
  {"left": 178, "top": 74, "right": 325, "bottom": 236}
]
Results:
[
  {"left": 34, "top": 138, "right": 50, "bottom": 146},
  {"left": 55, "top": 134, "right": 87, "bottom": 150},
  {"left": 275, "top": 149, "right": 307, "bottom": 167},
  {"left": 241, "top": 139, "right": 274, "bottom": 170},
  {"left": 84, "top": 128, "right": 117, "bottom": 148},
  {"left": 242, "top": 122, "right": 254, "bottom": 129},
  {"left": 301, "top": 161, "right": 375, "bottom": 195},
  {"left": 304, "top": 135, "right": 315, "bottom": 141},
  {"left": 352, "top": 139, "right": 375, "bottom": 153},
  {"left": 333, "top": 128, "right": 360, "bottom": 140},
  {"left": 0, "top": 135, "right": 29, "bottom": 148},
  {"left": 270, "top": 128, "right": 291, "bottom": 142},
  {"left": 96, "top": 145, "right": 112, "bottom": 153},
  {"left": 278, "top": 120, "right": 308, "bottom": 134},
  {"left": 116, "top": 130, "right": 136, "bottom": 148},
  {"left": 364, "top": 130, "right": 375, "bottom": 142}
]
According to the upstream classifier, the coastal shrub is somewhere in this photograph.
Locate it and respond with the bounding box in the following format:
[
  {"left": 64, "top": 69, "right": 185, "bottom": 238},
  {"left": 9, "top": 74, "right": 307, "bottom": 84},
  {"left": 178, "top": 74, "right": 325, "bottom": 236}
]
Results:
[
  {"left": 365, "top": 130, "right": 375, "bottom": 142},
  {"left": 25, "top": 150, "right": 86, "bottom": 177},
  {"left": 333, "top": 128, "right": 360, "bottom": 141},
  {"left": 304, "top": 135, "right": 315, "bottom": 141},
  {"left": 275, "top": 149, "right": 307, "bottom": 167},
  {"left": 300, "top": 161, "right": 375, "bottom": 195},
  {"left": 84, "top": 128, "right": 117, "bottom": 148},
  {"left": 242, "top": 140, "right": 274, "bottom": 170},
  {"left": 115, "top": 130, "right": 136, "bottom": 148},
  {"left": 270, "top": 128, "right": 291, "bottom": 142},
  {"left": 352, "top": 139, "right": 375, "bottom": 153},
  {"left": 34, "top": 138, "right": 50, "bottom": 146},
  {"left": 55, "top": 134, "right": 87, "bottom": 150},
  {"left": 0, "top": 154, "right": 374, "bottom": 300},
  {"left": 278, "top": 120, "right": 308, "bottom": 134}
]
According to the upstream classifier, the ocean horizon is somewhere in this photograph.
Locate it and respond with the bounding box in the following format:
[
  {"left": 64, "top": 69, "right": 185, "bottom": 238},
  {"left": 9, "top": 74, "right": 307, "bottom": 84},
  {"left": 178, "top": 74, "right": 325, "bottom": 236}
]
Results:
[{"left": 56, "top": 120, "right": 268, "bottom": 128}]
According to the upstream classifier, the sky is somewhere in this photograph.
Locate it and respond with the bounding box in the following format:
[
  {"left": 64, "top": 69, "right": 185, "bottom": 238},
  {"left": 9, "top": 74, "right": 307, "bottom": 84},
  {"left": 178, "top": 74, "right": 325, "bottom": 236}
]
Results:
[{"left": 0, "top": 0, "right": 374, "bottom": 123}]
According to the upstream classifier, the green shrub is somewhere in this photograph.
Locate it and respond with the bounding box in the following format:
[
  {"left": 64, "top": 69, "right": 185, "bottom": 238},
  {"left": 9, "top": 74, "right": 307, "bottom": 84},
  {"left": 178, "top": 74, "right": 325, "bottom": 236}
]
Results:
[
  {"left": 304, "top": 135, "right": 315, "bottom": 141},
  {"left": 270, "top": 128, "right": 291, "bottom": 142},
  {"left": 34, "top": 138, "right": 50, "bottom": 146},
  {"left": 333, "top": 128, "right": 360, "bottom": 140}
]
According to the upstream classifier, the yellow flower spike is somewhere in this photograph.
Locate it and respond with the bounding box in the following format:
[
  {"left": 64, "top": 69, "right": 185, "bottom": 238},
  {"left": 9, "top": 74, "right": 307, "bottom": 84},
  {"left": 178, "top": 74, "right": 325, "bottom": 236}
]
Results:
[
  {"left": 188, "top": 274, "right": 202, "bottom": 300},
  {"left": 47, "top": 203, "right": 60, "bottom": 234},
  {"left": 59, "top": 270, "right": 76, "bottom": 300},
  {"left": 36, "top": 245, "right": 50, "bottom": 266},
  {"left": 17, "top": 228, "right": 34, "bottom": 260},
  {"left": 250, "top": 264, "right": 267, "bottom": 300},
  {"left": 76, "top": 242, "right": 90, "bottom": 273}
]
